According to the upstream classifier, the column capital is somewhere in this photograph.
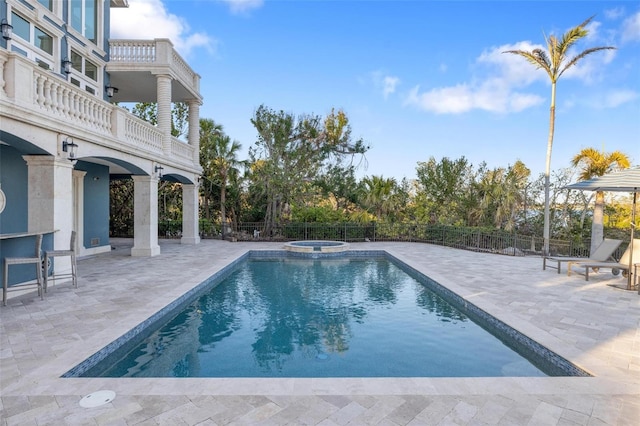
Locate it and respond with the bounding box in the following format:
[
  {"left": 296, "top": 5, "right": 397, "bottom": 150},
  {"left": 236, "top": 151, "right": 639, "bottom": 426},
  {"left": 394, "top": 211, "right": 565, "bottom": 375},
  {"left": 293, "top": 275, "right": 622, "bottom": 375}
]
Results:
[
  {"left": 22, "top": 155, "right": 74, "bottom": 170},
  {"left": 132, "top": 174, "right": 159, "bottom": 183}
]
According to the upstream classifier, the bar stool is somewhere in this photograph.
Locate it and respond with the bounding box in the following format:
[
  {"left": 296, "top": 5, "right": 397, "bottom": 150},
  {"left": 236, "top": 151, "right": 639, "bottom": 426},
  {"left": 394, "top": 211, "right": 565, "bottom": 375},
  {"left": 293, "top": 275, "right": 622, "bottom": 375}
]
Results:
[
  {"left": 44, "top": 231, "right": 77, "bottom": 291},
  {"left": 2, "top": 234, "right": 44, "bottom": 306}
]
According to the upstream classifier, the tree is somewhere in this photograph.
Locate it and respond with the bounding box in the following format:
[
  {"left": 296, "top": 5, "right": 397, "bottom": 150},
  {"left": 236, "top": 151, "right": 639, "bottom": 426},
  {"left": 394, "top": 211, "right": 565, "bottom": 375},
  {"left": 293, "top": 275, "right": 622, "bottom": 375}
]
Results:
[
  {"left": 414, "top": 156, "right": 472, "bottom": 225},
  {"left": 132, "top": 102, "right": 189, "bottom": 138},
  {"left": 503, "top": 16, "right": 615, "bottom": 256},
  {"left": 211, "top": 134, "right": 243, "bottom": 238},
  {"left": 571, "top": 148, "right": 630, "bottom": 253},
  {"left": 471, "top": 161, "right": 530, "bottom": 231},
  {"left": 314, "top": 164, "right": 362, "bottom": 214},
  {"left": 249, "top": 105, "right": 367, "bottom": 235},
  {"left": 361, "top": 175, "right": 398, "bottom": 220},
  {"left": 199, "top": 119, "right": 225, "bottom": 221}
]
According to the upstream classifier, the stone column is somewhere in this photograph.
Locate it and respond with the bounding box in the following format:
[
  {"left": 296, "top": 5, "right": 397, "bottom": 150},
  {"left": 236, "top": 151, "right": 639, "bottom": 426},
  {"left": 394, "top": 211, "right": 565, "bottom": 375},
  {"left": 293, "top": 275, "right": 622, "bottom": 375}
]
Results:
[
  {"left": 181, "top": 182, "right": 201, "bottom": 245},
  {"left": 23, "top": 155, "right": 74, "bottom": 251},
  {"left": 72, "top": 170, "right": 87, "bottom": 256},
  {"left": 131, "top": 175, "right": 161, "bottom": 257},
  {"left": 188, "top": 100, "right": 201, "bottom": 164},
  {"left": 156, "top": 74, "right": 173, "bottom": 155}
]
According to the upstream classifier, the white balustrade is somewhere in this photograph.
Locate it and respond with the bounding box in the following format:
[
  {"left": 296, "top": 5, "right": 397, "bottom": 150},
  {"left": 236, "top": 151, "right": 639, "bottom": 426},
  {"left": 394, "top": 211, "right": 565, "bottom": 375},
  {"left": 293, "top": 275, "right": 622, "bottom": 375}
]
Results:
[
  {"left": 110, "top": 40, "right": 156, "bottom": 63},
  {"left": 171, "top": 137, "right": 194, "bottom": 161},
  {"left": 123, "top": 112, "right": 164, "bottom": 154},
  {"left": 170, "top": 50, "right": 199, "bottom": 89},
  {"left": 32, "top": 67, "right": 112, "bottom": 134},
  {"left": 2, "top": 50, "right": 199, "bottom": 170},
  {"left": 109, "top": 39, "right": 200, "bottom": 94}
]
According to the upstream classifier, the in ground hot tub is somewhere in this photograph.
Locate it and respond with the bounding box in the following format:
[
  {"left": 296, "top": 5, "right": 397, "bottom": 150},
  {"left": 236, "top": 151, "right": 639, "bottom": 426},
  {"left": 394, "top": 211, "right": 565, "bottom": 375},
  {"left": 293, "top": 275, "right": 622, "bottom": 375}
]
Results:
[{"left": 284, "top": 240, "right": 350, "bottom": 253}]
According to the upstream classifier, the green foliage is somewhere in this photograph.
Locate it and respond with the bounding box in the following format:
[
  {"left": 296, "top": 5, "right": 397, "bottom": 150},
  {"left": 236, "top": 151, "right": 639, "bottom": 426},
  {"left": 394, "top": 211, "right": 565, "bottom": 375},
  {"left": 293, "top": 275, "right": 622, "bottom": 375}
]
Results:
[
  {"left": 110, "top": 104, "right": 634, "bottom": 247},
  {"left": 291, "top": 205, "right": 347, "bottom": 222},
  {"left": 247, "top": 105, "right": 368, "bottom": 234},
  {"left": 109, "top": 179, "right": 134, "bottom": 237},
  {"left": 198, "top": 118, "right": 244, "bottom": 233},
  {"left": 158, "top": 220, "right": 182, "bottom": 237},
  {"left": 131, "top": 102, "right": 189, "bottom": 138},
  {"left": 414, "top": 156, "right": 473, "bottom": 225}
]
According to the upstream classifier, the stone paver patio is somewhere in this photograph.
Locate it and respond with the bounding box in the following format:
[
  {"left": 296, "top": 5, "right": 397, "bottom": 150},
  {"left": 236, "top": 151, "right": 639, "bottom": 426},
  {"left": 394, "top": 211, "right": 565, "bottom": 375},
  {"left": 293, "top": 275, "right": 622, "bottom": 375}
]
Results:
[{"left": 1, "top": 239, "right": 639, "bottom": 425}]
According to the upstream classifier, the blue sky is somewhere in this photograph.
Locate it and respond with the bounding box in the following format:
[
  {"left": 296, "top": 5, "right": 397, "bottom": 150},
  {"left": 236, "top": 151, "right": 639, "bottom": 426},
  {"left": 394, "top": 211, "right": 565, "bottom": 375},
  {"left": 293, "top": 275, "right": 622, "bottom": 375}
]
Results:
[{"left": 111, "top": 0, "right": 640, "bottom": 182}]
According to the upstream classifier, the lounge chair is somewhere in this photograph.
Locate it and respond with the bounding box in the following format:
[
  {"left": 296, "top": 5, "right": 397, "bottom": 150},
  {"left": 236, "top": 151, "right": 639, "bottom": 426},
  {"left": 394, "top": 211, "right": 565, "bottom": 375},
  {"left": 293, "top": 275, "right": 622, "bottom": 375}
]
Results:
[
  {"left": 543, "top": 238, "right": 622, "bottom": 274},
  {"left": 568, "top": 239, "right": 640, "bottom": 281}
]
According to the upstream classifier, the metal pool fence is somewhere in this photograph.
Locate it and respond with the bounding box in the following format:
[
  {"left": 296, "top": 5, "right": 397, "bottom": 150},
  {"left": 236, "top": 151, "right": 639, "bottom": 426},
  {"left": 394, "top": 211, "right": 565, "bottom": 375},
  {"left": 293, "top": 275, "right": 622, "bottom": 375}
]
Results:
[{"left": 191, "top": 221, "right": 610, "bottom": 258}]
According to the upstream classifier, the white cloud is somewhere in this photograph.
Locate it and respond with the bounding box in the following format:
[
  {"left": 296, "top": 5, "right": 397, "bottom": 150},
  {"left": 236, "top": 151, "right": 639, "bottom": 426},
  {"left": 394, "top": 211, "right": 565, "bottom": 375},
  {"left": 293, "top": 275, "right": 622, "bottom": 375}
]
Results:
[
  {"left": 477, "top": 42, "right": 548, "bottom": 86},
  {"left": 370, "top": 71, "right": 400, "bottom": 99},
  {"left": 562, "top": 88, "right": 637, "bottom": 111},
  {"left": 383, "top": 76, "right": 400, "bottom": 99},
  {"left": 603, "top": 89, "right": 638, "bottom": 107},
  {"left": 222, "top": 0, "right": 264, "bottom": 15},
  {"left": 404, "top": 43, "right": 546, "bottom": 115},
  {"left": 592, "top": 89, "right": 639, "bottom": 108},
  {"left": 110, "top": 0, "right": 217, "bottom": 58},
  {"left": 621, "top": 11, "right": 640, "bottom": 43},
  {"left": 404, "top": 78, "right": 543, "bottom": 115},
  {"left": 405, "top": 36, "right": 620, "bottom": 115},
  {"left": 405, "top": 84, "right": 473, "bottom": 114},
  {"left": 605, "top": 7, "right": 625, "bottom": 20}
]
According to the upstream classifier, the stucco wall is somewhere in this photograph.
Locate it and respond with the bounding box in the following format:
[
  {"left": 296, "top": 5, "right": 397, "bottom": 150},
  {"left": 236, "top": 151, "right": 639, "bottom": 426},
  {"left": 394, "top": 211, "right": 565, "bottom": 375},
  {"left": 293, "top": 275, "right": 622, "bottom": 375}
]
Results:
[
  {"left": 76, "top": 161, "right": 110, "bottom": 250},
  {"left": 0, "top": 145, "right": 28, "bottom": 234}
]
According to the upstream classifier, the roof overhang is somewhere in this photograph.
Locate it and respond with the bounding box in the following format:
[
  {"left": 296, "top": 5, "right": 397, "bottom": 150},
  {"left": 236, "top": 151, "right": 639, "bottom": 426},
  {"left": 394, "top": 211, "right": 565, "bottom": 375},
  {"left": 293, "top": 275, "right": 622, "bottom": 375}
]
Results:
[{"left": 110, "top": 0, "right": 129, "bottom": 8}]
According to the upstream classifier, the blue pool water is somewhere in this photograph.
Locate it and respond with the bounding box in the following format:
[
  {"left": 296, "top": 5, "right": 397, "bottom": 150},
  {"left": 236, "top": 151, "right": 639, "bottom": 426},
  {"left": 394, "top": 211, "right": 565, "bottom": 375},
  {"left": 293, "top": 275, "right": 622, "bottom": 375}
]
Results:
[{"left": 72, "top": 255, "right": 583, "bottom": 378}]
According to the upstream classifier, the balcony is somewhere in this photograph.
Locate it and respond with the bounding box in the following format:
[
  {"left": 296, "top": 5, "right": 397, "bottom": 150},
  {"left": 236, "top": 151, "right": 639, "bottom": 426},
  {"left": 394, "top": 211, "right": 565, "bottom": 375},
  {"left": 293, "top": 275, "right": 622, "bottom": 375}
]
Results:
[
  {"left": 106, "top": 39, "right": 201, "bottom": 104},
  {"left": 0, "top": 50, "right": 199, "bottom": 170}
]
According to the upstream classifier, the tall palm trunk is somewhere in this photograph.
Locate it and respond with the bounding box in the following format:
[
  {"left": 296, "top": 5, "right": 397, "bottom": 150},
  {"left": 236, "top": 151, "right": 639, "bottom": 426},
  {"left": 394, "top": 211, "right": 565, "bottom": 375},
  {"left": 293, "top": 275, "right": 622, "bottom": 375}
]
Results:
[
  {"left": 543, "top": 82, "right": 556, "bottom": 256},
  {"left": 503, "top": 16, "right": 615, "bottom": 257}
]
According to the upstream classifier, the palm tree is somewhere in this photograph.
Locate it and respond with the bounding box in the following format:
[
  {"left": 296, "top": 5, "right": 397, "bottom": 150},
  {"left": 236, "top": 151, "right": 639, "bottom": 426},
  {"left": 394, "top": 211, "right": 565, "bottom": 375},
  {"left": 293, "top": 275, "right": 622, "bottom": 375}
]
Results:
[
  {"left": 199, "top": 119, "right": 225, "bottom": 221},
  {"left": 571, "top": 148, "right": 630, "bottom": 254},
  {"left": 362, "top": 175, "right": 397, "bottom": 220},
  {"left": 211, "top": 134, "right": 243, "bottom": 239},
  {"left": 504, "top": 16, "right": 615, "bottom": 256},
  {"left": 474, "top": 161, "right": 530, "bottom": 231}
]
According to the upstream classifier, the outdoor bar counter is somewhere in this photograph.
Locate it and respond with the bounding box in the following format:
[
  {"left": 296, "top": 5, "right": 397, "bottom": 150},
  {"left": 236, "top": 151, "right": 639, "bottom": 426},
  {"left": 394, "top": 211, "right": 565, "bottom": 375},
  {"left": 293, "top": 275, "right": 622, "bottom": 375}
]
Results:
[{"left": 0, "top": 230, "right": 55, "bottom": 288}]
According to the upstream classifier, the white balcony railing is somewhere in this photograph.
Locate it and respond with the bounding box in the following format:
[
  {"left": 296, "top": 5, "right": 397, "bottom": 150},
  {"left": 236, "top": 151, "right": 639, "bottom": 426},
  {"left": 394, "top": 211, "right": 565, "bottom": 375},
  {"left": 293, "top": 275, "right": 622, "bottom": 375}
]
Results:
[
  {"left": 109, "top": 39, "right": 200, "bottom": 94},
  {"left": 122, "top": 111, "right": 164, "bottom": 154},
  {"left": 1, "top": 51, "right": 195, "bottom": 167}
]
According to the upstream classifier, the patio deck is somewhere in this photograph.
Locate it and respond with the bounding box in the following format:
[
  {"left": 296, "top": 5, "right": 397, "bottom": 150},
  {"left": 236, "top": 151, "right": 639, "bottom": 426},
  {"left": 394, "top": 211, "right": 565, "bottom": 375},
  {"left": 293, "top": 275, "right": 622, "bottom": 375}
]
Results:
[{"left": 1, "top": 240, "right": 638, "bottom": 425}]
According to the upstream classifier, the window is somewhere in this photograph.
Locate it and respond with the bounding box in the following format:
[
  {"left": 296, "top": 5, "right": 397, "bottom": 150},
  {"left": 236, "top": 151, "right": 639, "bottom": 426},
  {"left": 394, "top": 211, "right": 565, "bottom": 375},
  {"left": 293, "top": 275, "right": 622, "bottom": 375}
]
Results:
[
  {"left": 34, "top": 27, "right": 53, "bottom": 55},
  {"left": 37, "top": 0, "right": 53, "bottom": 11},
  {"left": 71, "top": 0, "right": 97, "bottom": 43},
  {"left": 71, "top": 50, "right": 83, "bottom": 72},
  {"left": 11, "top": 12, "right": 53, "bottom": 54},
  {"left": 71, "top": 50, "right": 98, "bottom": 81},
  {"left": 85, "top": 60, "right": 97, "bottom": 81},
  {"left": 10, "top": 12, "right": 54, "bottom": 68},
  {"left": 11, "top": 13, "right": 29, "bottom": 41},
  {"left": 69, "top": 49, "right": 100, "bottom": 95}
]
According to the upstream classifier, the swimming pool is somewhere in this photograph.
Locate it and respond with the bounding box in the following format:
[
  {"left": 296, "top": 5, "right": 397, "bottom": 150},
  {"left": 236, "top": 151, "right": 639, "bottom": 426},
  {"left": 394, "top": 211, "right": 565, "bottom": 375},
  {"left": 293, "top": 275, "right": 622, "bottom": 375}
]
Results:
[{"left": 65, "top": 251, "right": 588, "bottom": 378}]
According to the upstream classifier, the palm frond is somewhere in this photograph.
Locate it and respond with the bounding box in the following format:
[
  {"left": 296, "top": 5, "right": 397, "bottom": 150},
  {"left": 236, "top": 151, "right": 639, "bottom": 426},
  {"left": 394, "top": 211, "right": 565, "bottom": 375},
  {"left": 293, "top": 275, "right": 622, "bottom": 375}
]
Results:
[
  {"left": 559, "top": 46, "right": 616, "bottom": 77},
  {"left": 503, "top": 49, "right": 553, "bottom": 78}
]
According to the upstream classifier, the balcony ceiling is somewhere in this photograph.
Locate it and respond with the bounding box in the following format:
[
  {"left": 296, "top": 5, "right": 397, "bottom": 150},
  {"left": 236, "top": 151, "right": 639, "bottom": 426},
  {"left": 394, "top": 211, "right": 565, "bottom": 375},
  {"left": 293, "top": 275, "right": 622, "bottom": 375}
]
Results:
[{"left": 107, "top": 71, "right": 196, "bottom": 104}]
